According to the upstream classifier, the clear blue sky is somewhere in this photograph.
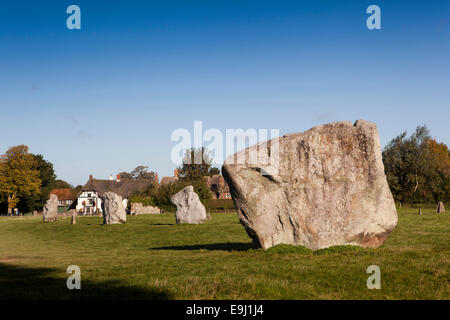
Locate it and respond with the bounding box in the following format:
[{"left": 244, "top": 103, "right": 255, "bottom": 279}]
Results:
[{"left": 0, "top": 0, "right": 449, "bottom": 186}]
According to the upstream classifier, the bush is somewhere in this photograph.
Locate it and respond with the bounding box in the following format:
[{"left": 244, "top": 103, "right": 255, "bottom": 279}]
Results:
[
  {"left": 129, "top": 195, "right": 155, "bottom": 207},
  {"left": 151, "top": 182, "right": 184, "bottom": 211}
]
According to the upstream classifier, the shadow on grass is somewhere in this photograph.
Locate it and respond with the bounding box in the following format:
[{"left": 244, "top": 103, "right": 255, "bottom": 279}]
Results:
[
  {"left": 0, "top": 263, "right": 173, "bottom": 300},
  {"left": 150, "top": 242, "right": 257, "bottom": 252}
]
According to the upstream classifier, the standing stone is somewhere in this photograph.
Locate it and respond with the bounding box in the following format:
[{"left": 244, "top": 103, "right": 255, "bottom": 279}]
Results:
[
  {"left": 101, "top": 192, "right": 127, "bottom": 224},
  {"left": 419, "top": 207, "right": 423, "bottom": 215},
  {"left": 70, "top": 209, "right": 77, "bottom": 225},
  {"left": 171, "top": 186, "right": 210, "bottom": 224},
  {"left": 222, "top": 120, "right": 398, "bottom": 250},
  {"left": 131, "top": 203, "right": 161, "bottom": 215},
  {"left": 43, "top": 194, "right": 58, "bottom": 222},
  {"left": 437, "top": 201, "right": 446, "bottom": 213}
]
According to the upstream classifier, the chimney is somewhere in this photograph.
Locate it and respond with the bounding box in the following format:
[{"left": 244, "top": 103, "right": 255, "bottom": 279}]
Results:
[
  {"left": 174, "top": 169, "right": 179, "bottom": 179},
  {"left": 116, "top": 174, "right": 121, "bottom": 182},
  {"left": 89, "top": 174, "right": 93, "bottom": 181},
  {"left": 109, "top": 174, "right": 114, "bottom": 181}
]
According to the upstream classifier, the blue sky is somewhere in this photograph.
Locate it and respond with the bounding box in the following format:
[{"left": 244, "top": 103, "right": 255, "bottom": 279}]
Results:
[{"left": 0, "top": 0, "right": 449, "bottom": 186}]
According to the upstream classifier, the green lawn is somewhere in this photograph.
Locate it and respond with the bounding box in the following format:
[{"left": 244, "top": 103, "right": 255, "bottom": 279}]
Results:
[{"left": 0, "top": 208, "right": 448, "bottom": 299}]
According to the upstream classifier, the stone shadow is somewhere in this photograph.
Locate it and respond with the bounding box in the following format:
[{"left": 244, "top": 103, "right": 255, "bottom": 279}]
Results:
[{"left": 0, "top": 263, "right": 173, "bottom": 300}]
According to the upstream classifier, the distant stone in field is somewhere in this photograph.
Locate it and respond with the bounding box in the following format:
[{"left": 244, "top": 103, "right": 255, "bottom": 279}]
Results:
[
  {"left": 419, "top": 207, "right": 423, "bottom": 215},
  {"left": 436, "top": 201, "right": 446, "bottom": 213},
  {"left": 171, "top": 185, "right": 210, "bottom": 224},
  {"left": 222, "top": 120, "right": 398, "bottom": 250},
  {"left": 102, "top": 192, "right": 127, "bottom": 224},
  {"left": 43, "top": 194, "right": 58, "bottom": 222},
  {"left": 70, "top": 209, "right": 77, "bottom": 225},
  {"left": 131, "top": 203, "right": 161, "bottom": 215}
]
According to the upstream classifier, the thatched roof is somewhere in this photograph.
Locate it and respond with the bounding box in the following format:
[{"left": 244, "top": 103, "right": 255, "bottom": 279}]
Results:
[{"left": 81, "top": 178, "right": 153, "bottom": 198}]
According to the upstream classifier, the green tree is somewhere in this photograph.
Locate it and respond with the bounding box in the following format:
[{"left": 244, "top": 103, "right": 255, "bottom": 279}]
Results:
[
  {"left": 177, "top": 147, "right": 214, "bottom": 181},
  {"left": 383, "top": 125, "right": 449, "bottom": 204},
  {"left": 17, "top": 155, "right": 73, "bottom": 212},
  {"left": 208, "top": 167, "right": 221, "bottom": 176},
  {"left": 150, "top": 181, "right": 185, "bottom": 211},
  {"left": 131, "top": 166, "right": 156, "bottom": 180},
  {"left": 119, "top": 166, "right": 157, "bottom": 181},
  {"left": 117, "top": 171, "right": 133, "bottom": 180},
  {"left": 0, "top": 145, "right": 41, "bottom": 214},
  {"left": 18, "top": 154, "right": 56, "bottom": 212},
  {"left": 176, "top": 147, "right": 214, "bottom": 205},
  {"left": 147, "top": 179, "right": 211, "bottom": 211}
]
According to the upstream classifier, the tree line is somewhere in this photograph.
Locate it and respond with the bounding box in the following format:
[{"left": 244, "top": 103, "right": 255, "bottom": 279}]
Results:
[{"left": 0, "top": 145, "right": 75, "bottom": 214}]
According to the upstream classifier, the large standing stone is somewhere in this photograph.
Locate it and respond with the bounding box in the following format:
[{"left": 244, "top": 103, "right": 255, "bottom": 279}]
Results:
[
  {"left": 171, "top": 186, "right": 210, "bottom": 224},
  {"left": 437, "top": 201, "right": 446, "bottom": 213},
  {"left": 102, "top": 192, "right": 127, "bottom": 224},
  {"left": 43, "top": 194, "right": 58, "bottom": 222},
  {"left": 222, "top": 120, "right": 398, "bottom": 250}
]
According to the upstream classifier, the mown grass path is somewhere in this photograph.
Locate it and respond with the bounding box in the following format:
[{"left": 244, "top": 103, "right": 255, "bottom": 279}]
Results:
[{"left": 0, "top": 209, "right": 448, "bottom": 299}]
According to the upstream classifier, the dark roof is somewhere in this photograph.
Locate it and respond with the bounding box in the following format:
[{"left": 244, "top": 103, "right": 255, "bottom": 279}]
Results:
[{"left": 81, "top": 179, "right": 153, "bottom": 198}]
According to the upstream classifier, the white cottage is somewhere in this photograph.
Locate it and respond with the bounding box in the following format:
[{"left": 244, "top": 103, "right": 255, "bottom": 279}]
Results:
[{"left": 72, "top": 174, "right": 154, "bottom": 215}]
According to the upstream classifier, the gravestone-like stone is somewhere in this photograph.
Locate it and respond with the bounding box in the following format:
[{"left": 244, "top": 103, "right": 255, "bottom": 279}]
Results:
[
  {"left": 102, "top": 192, "right": 127, "bottom": 224},
  {"left": 171, "top": 186, "right": 210, "bottom": 224},
  {"left": 70, "top": 209, "right": 77, "bottom": 225},
  {"left": 43, "top": 194, "right": 58, "bottom": 222},
  {"left": 222, "top": 120, "right": 398, "bottom": 250},
  {"left": 419, "top": 207, "right": 423, "bottom": 215},
  {"left": 437, "top": 201, "right": 446, "bottom": 213}
]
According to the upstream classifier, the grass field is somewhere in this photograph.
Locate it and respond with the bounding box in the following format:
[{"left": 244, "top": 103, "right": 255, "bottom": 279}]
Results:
[{"left": 0, "top": 208, "right": 448, "bottom": 300}]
